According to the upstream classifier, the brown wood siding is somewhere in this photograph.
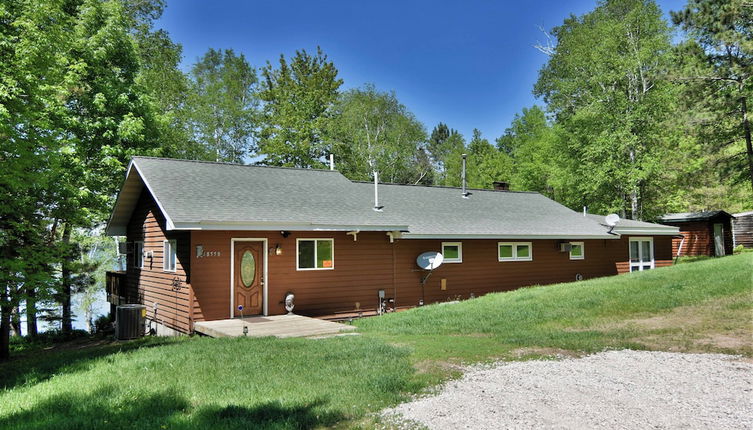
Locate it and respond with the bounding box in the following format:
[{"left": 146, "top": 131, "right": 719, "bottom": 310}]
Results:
[
  {"left": 666, "top": 219, "right": 734, "bottom": 256},
  {"left": 733, "top": 214, "right": 753, "bottom": 248},
  {"left": 190, "top": 231, "right": 673, "bottom": 323},
  {"left": 125, "top": 190, "right": 192, "bottom": 333}
]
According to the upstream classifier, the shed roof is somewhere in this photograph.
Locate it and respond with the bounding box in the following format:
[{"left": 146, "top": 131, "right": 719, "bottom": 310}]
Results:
[
  {"left": 107, "top": 157, "right": 618, "bottom": 239},
  {"left": 659, "top": 211, "right": 733, "bottom": 223}
]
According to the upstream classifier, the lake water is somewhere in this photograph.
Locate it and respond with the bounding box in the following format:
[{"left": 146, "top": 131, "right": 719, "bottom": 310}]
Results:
[{"left": 17, "top": 291, "right": 111, "bottom": 335}]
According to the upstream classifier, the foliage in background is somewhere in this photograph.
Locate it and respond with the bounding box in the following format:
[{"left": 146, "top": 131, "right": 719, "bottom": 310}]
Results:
[
  {"left": 442, "top": 129, "right": 513, "bottom": 189},
  {"left": 257, "top": 47, "right": 343, "bottom": 168},
  {"left": 496, "top": 106, "right": 559, "bottom": 197},
  {"left": 329, "top": 84, "right": 430, "bottom": 183},
  {"left": 427, "top": 122, "right": 465, "bottom": 183},
  {"left": 534, "top": 0, "right": 678, "bottom": 220},
  {"left": 186, "top": 48, "right": 258, "bottom": 163},
  {"left": 670, "top": 0, "right": 753, "bottom": 202}
]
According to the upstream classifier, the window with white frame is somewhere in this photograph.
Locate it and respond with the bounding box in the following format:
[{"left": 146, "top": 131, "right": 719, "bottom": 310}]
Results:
[
  {"left": 441, "top": 242, "right": 463, "bottom": 263},
  {"left": 629, "top": 237, "right": 654, "bottom": 272},
  {"left": 134, "top": 241, "right": 144, "bottom": 268},
  {"left": 297, "top": 238, "right": 334, "bottom": 270},
  {"left": 498, "top": 242, "right": 533, "bottom": 261},
  {"left": 569, "top": 242, "right": 584, "bottom": 260},
  {"left": 163, "top": 239, "right": 177, "bottom": 272}
]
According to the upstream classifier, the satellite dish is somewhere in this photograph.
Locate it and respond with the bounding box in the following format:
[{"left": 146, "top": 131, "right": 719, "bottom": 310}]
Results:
[
  {"left": 417, "top": 252, "right": 444, "bottom": 270},
  {"left": 605, "top": 213, "right": 620, "bottom": 227}
]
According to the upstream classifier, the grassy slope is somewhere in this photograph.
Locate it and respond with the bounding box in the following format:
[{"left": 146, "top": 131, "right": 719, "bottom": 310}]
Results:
[{"left": 1, "top": 253, "right": 750, "bottom": 429}]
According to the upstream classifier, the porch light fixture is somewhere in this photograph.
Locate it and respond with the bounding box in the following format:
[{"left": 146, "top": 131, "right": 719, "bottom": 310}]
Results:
[{"left": 270, "top": 243, "right": 282, "bottom": 256}]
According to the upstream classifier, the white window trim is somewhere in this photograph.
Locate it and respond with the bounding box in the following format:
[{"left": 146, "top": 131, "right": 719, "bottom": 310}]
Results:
[
  {"left": 441, "top": 242, "right": 463, "bottom": 263},
  {"left": 163, "top": 239, "right": 177, "bottom": 272},
  {"left": 134, "top": 241, "right": 144, "bottom": 268},
  {"left": 296, "top": 238, "right": 335, "bottom": 271},
  {"left": 498, "top": 242, "right": 533, "bottom": 262},
  {"left": 569, "top": 241, "right": 585, "bottom": 260},
  {"left": 629, "top": 237, "right": 654, "bottom": 271}
]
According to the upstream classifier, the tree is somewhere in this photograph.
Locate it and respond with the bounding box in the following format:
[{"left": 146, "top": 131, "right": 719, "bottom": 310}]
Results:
[
  {"left": 427, "top": 122, "right": 465, "bottom": 182},
  {"left": 187, "top": 48, "right": 258, "bottom": 163},
  {"left": 444, "top": 129, "right": 512, "bottom": 189},
  {"left": 257, "top": 47, "right": 343, "bottom": 167},
  {"left": 496, "top": 106, "right": 558, "bottom": 197},
  {"left": 126, "top": 1, "right": 206, "bottom": 161},
  {"left": 534, "top": 0, "right": 676, "bottom": 219},
  {"left": 0, "top": 0, "right": 73, "bottom": 358},
  {"left": 671, "top": 0, "right": 753, "bottom": 198},
  {"left": 329, "top": 84, "right": 430, "bottom": 184}
]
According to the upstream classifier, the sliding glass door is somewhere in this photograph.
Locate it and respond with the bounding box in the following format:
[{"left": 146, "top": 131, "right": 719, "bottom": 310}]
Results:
[{"left": 629, "top": 237, "right": 654, "bottom": 272}]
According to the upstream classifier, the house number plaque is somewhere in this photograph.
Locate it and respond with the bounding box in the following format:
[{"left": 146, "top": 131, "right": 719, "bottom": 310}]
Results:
[{"left": 196, "top": 245, "right": 221, "bottom": 258}]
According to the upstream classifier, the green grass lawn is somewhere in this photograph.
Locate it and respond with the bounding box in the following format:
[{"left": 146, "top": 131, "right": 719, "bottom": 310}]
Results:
[{"left": 1, "top": 253, "right": 750, "bottom": 429}]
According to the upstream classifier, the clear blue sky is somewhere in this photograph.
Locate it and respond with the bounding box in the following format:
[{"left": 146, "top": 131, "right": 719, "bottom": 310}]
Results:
[{"left": 156, "top": 0, "right": 686, "bottom": 143}]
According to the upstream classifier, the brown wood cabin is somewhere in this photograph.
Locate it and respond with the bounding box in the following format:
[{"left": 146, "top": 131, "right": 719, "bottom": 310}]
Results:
[
  {"left": 105, "top": 157, "right": 680, "bottom": 335},
  {"left": 732, "top": 211, "right": 753, "bottom": 249},
  {"left": 659, "top": 211, "right": 734, "bottom": 258}
]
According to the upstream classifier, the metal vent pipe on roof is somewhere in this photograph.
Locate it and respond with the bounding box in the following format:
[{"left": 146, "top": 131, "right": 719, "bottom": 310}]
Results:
[
  {"left": 461, "top": 154, "right": 470, "bottom": 198},
  {"left": 373, "top": 170, "right": 384, "bottom": 212}
]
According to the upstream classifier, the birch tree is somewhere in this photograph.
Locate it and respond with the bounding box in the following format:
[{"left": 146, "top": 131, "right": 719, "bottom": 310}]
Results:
[
  {"left": 534, "top": 0, "right": 676, "bottom": 219},
  {"left": 329, "top": 85, "right": 429, "bottom": 184}
]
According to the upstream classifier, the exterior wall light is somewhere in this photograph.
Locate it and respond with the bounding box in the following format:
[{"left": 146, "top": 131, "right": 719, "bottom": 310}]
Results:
[{"left": 271, "top": 243, "right": 282, "bottom": 256}]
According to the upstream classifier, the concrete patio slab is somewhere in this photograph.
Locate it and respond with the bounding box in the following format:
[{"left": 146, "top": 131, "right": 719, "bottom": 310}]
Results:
[{"left": 193, "top": 314, "right": 357, "bottom": 338}]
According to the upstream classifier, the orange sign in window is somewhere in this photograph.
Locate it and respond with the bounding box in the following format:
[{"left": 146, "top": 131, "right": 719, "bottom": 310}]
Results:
[{"left": 322, "top": 260, "right": 333, "bottom": 268}]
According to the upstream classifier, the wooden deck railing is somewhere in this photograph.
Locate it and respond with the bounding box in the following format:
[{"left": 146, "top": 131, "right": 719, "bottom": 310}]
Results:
[{"left": 106, "top": 271, "right": 128, "bottom": 305}]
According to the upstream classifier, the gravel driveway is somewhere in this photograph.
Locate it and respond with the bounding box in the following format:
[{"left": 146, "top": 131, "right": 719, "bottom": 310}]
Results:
[{"left": 384, "top": 350, "right": 752, "bottom": 429}]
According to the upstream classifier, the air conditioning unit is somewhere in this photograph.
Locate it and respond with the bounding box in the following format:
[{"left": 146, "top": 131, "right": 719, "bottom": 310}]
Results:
[
  {"left": 560, "top": 243, "right": 572, "bottom": 252},
  {"left": 115, "top": 304, "right": 146, "bottom": 340}
]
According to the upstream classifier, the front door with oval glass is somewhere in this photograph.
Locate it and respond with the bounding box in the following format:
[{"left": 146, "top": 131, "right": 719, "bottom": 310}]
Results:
[{"left": 234, "top": 242, "right": 263, "bottom": 316}]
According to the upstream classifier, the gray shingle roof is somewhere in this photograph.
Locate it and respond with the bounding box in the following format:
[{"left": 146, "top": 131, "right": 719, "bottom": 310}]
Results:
[
  {"left": 585, "top": 214, "right": 679, "bottom": 236},
  {"left": 353, "top": 182, "right": 613, "bottom": 238},
  {"left": 107, "top": 157, "right": 621, "bottom": 239},
  {"left": 130, "top": 157, "right": 408, "bottom": 230},
  {"left": 659, "top": 211, "right": 732, "bottom": 223}
]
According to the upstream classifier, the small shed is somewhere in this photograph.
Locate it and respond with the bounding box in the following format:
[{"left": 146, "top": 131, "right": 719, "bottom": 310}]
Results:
[
  {"left": 659, "top": 211, "right": 734, "bottom": 257},
  {"left": 732, "top": 211, "right": 753, "bottom": 249}
]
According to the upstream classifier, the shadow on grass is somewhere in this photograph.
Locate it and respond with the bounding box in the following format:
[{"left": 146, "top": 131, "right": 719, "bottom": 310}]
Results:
[
  {"left": 0, "top": 336, "right": 175, "bottom": 390},
  {"left": 0, "top": 384, "right": 341, "bottom": 430},
  {"left": 193, "top": 399, "right": 344, "bottom": 429},
  {"left": 0, "top": 385, "right": 189, "bottom": 430}
]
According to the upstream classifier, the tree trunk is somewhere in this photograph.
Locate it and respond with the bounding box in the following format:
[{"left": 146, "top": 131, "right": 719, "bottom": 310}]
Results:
[
  {"left": 1, "top": 291, "right": 10, "bottom": 361},
  {"left": 26, "top": 287, "right": 37, "bottom": 338},
  {"left": 741, "top": 95, "right": 753, "bottom": 196},
  {"left": 61, "top": 223, "right": 73, "bottom": 335},
  {"left": 10, "top": 304, "right": 21, "bottom": 337}
]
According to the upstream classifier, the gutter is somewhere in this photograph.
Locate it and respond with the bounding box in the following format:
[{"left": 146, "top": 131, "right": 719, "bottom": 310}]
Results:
[
  {"left": 401, "top": 233, "right": 620, "bottom": 240},
  {"left": 172, "top": 221, "right": 410, "bottom": 232}
]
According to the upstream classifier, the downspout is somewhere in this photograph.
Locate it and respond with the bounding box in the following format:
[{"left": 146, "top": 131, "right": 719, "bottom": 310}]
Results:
[
  {"left": 674, "top": 236, "right": 685, "bottom": 264},
  {"left": 392, "top": 239, "right": 397, "bottom": 312}
]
